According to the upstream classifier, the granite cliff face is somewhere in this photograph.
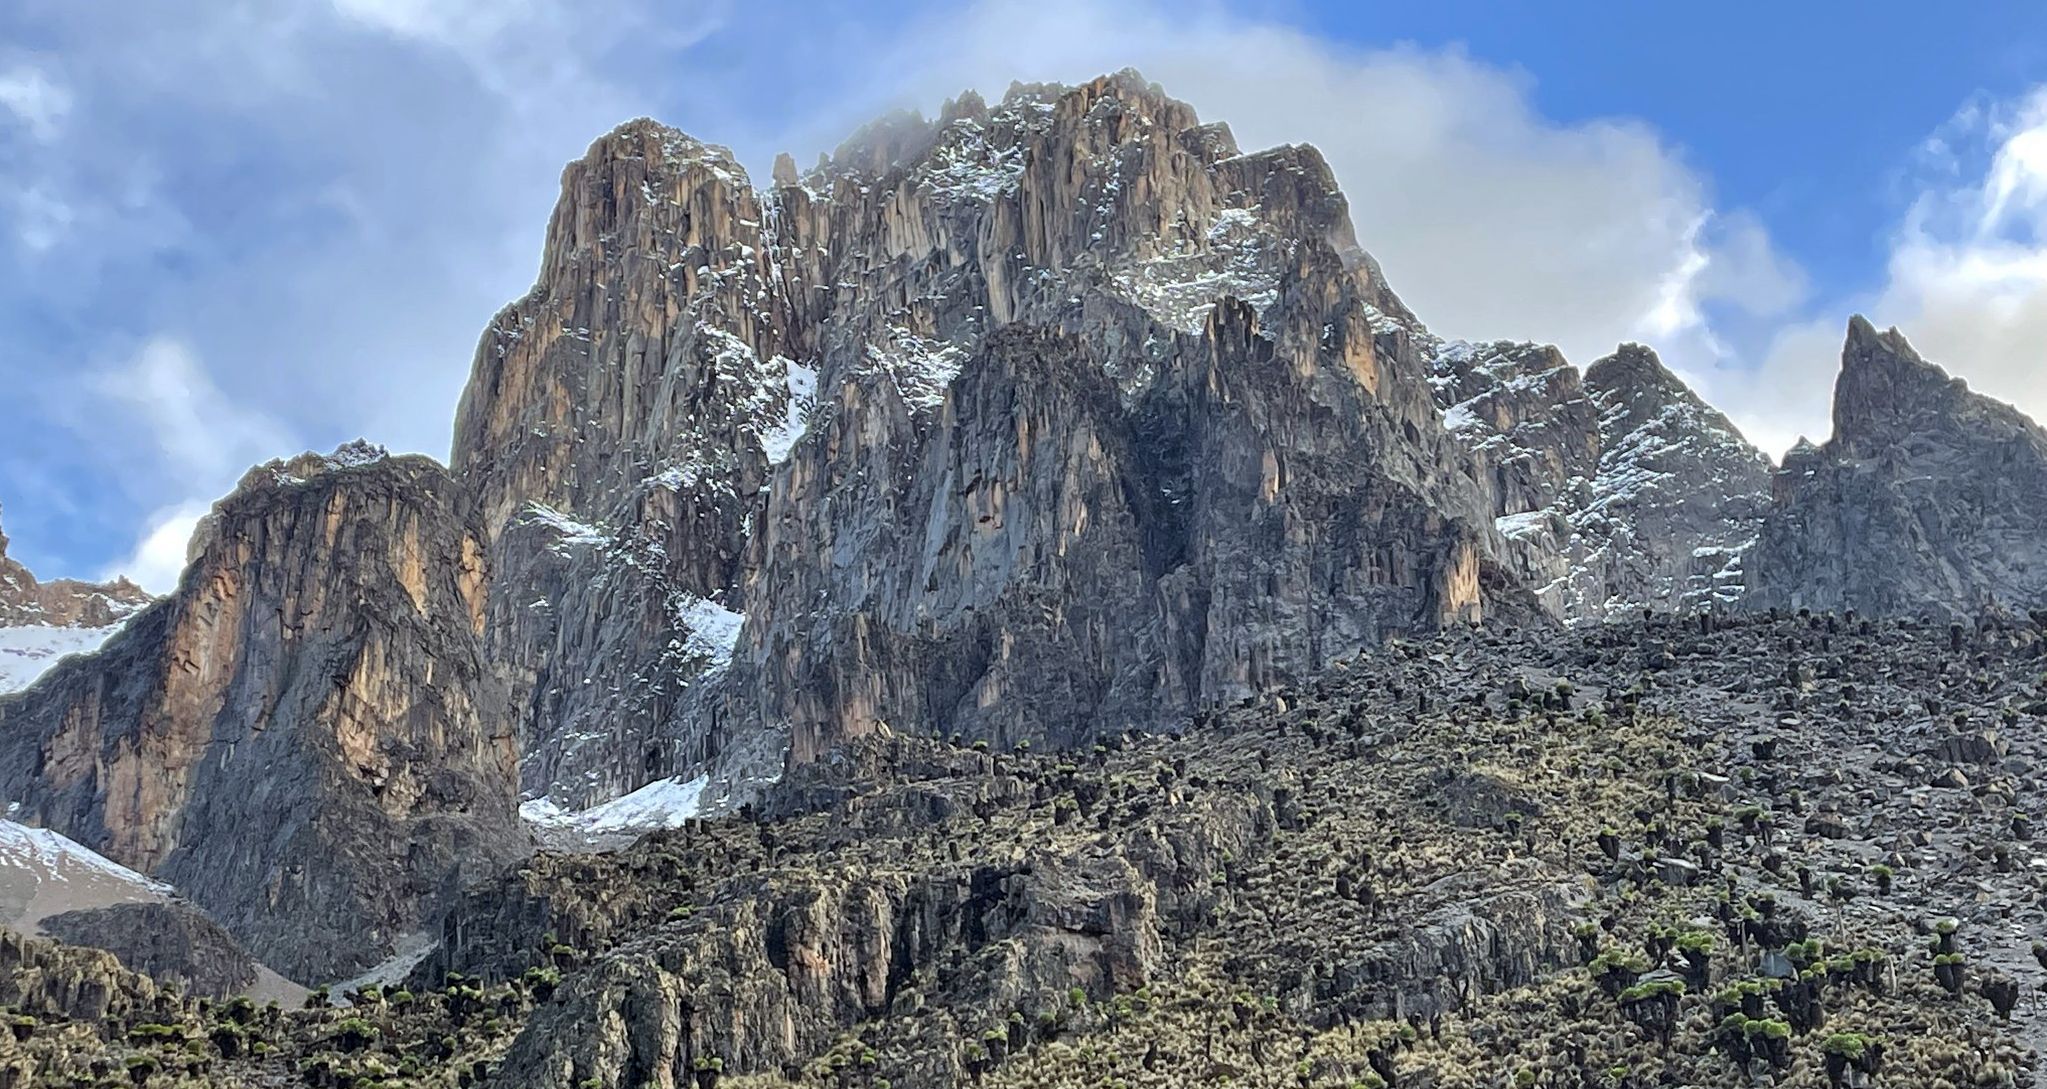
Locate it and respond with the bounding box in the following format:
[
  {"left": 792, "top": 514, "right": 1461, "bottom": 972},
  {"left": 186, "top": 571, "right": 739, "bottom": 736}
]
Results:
[
  {"left": 1748, "top": 317, "right": 2047, "bottom": 616},
  {"left": 0, "top": 510, "right": 150, "bottom": 695},
  {"left": 1427, "top": 340, "right": 1771, "bottom": 621},
  {"left": 454, "top": 72, "right": 1531, "bottom": 805},
  {"left": 452, "top": 123, "right": 791, "bottom": 808},
  {"left": 0, "top": 444, "right": 521, "bottom": 981}
]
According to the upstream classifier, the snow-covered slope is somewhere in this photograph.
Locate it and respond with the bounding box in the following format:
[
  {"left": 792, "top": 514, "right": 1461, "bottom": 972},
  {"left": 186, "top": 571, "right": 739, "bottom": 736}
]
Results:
[
  {"left": 521, "top": 775, "right": 710, "bottom": 849},
  {"left": 0, "top": 817, "right": 171, "bottom": 930},
  {"left": 0, "top": 504, "right": 149, "bottom": 695},
  {"left": 0, "top": 622, "right": 128, "bottom": 695}
]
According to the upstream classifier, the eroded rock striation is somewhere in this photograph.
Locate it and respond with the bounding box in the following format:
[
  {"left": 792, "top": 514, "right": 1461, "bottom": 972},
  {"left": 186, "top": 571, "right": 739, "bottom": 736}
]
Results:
[
  {"left": 452, "top": 123, "right": 791, "bottom": 808},
  {"left": 0, "top": 444, "right": 521, "bottom": 981},
  {"left": 1747, "top": 316, "right": 2047, "bottom": 616},
  {"left": 453, "top": 71, "right": 1535, "bottom": 805}
]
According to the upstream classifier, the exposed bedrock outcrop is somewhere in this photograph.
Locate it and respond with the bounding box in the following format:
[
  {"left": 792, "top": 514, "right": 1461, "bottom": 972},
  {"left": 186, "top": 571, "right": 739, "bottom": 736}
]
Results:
[{"left": 0, "top": 446, "right": 521, "bottom": 981}]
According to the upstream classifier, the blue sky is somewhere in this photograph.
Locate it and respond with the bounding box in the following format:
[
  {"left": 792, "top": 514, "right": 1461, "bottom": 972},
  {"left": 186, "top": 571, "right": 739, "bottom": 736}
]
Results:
[{"left": 3, "top": 0, "right": 2046, "bottom": 589}]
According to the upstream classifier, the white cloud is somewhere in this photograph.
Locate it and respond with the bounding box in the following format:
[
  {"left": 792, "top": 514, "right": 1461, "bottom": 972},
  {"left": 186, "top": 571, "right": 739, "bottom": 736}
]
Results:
[
  {"left": 0, "top": 64, "right": 70, "bottom": 142},
  {"left": 79, "top": 338, "right": 291, "bottom": 591},
  {"left": 11, "top": 186, "right": 75, "bottom": 252},
  {"left": 852, "top": 0, "right": 1804, "bottom": 414},
  {"left": 91, "top": 337, "right": 291, "bottom": 486},
  {"left": 102, "top": 503, "right": 208, "bottom": 594},
  {"left": 328, "top": 0, "right": 511, "bottom": 43},
  {"left": 1728, "top": 87, "right": 2047, "bottom": 457}
]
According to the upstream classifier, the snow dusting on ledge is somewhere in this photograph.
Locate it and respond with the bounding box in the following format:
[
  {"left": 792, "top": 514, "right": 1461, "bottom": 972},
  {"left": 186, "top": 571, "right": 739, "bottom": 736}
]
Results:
[{"left": 0, "top": 817, "right": 172, "bottom": 894}]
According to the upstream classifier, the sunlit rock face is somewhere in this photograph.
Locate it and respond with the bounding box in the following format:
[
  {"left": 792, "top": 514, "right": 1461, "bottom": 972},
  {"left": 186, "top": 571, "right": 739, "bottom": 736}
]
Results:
[{"left": 0, "top": 446, "right": 521, "bottom": 982}]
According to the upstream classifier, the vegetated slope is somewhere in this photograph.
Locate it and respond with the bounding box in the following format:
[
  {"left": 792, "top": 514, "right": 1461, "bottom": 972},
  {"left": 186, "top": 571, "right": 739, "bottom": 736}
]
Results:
[{"left": 2, "top": 610, "right": 2036, "bottom": 1087}]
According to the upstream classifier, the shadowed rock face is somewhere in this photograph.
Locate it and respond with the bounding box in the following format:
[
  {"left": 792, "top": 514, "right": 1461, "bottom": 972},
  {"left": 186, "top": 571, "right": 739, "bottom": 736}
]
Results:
[
  {"left": 740, "top": 313, "right": 1514, "bottom": 770},
  {"left": 0, "top": 445, "right": 522, "bottom": 982},
  {"left": 1747, "top": 317, "right": 2047, "bottom": 617},
  {"left": 41, "top": 902, "right": 257, "bottom": 999}
]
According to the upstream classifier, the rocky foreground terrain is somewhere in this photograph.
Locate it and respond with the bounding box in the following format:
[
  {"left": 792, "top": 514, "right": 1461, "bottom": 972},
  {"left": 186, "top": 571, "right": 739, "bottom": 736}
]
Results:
[{"left": 0, "top": 609, "right": 2041, "bottom": 1087}]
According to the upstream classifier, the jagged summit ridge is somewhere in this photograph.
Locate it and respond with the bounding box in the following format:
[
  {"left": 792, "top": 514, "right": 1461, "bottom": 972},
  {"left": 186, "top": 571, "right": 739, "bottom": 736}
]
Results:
[
  {"left": 448, "top": 69, "right": 1518, "bottom": 808},
  {"left": 0, "top": 505, "right": 151, "bottom": 695},
  {"left": 1747, "top": 317, "right": 2047, "bottom": 616},
  {"left": 1426, "top": 337, "right": 1771, "bottom": 620}
]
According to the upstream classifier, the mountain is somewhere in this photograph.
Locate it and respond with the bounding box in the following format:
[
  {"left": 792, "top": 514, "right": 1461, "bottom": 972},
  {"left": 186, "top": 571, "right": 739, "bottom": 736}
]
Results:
[
  {"left": 456, "top": 73, "right": 1550, "bottom": 810},
  {"left": 1747, "top": 316, "right": 2047, "bottom": 616},
  {"left": 0, "top": 443, "right": 522, "bottom": 981},
  {"left": 1427, "top": 340, "right": 1772, "bottom": 621},
  {"left": 4, "top": 70, "right": 2047, "bottom": 1029},
  {"left": 451, "top": 121, "right": 791, "bottom": 811},
  {"left": 0, "top": 507, "right": 150, "bottom": 694}
]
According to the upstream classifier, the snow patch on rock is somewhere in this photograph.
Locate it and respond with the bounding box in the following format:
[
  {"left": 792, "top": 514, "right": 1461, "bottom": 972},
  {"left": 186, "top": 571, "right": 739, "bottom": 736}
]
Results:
[
  {"left": 761, "top": 358, "right": 818, "bottom": 463},
  {"left": 0, "top": 623, "right": 126, "bottom": 695},
  {"left": 0, "top": 818, "right": 170, "bottom": 895},
  {"left": 676, "top": 596, "right": 744, "bottom": 666},
  {"left": 864, "top": 328, "right": 968, "bottom": 410},
  {"left": 521, "top": 775, "right": 711, "bottom": 841}
]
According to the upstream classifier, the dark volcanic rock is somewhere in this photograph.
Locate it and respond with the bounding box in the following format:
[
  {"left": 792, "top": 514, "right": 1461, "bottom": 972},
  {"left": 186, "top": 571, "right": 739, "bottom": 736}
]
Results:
[
  {"left": 1748, "top": 316, "right": 2047, "bottom": 616},
  {"left": 0, "top": 444, "right": 522, "bottom": 982},
  {"left": 40, "top": 902, "right": 257, "bottom": 998}
]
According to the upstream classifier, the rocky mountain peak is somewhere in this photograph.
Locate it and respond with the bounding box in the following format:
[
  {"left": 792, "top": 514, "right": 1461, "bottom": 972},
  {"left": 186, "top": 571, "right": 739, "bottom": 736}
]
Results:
[
  {"left": 1583, "top": 342, "right": 1691, "bottom": 410},
  {"left": 1582, "top": 343, "right": 1767, "bottom": 483},
  {"left": 1426, "top": 337, "right": 1770, "bottom": 620},
  {"left": 1832, "top": 315, "right": 1968, "bottom": 452},
  {"left": 440, "top": 69, "right": 1518, "bottom": 811},
  {"left": 0, "top": 506, "right": 152, "bottom": 695},
  {"left": 245, "top": 438, "right": 391, "bottom": 489},
  {"left": 1747, "top": 319, "right": 2047, "bottom": 615}
]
